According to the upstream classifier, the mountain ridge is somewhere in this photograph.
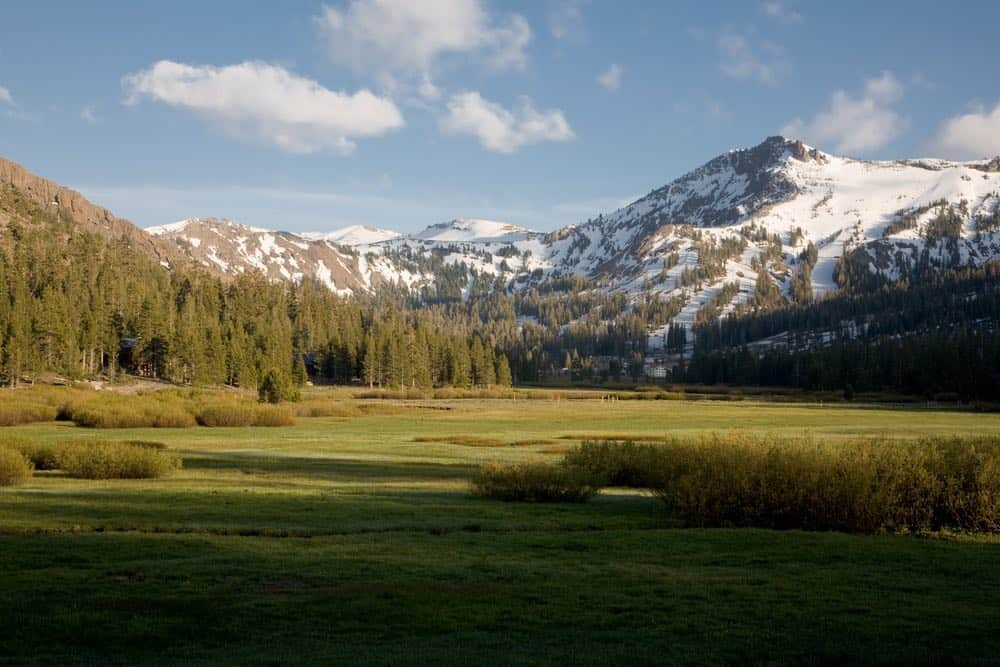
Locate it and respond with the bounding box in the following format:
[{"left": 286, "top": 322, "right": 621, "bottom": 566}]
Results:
[{"left": 5, "top": 138, "right": 1000, "bottom": 337}]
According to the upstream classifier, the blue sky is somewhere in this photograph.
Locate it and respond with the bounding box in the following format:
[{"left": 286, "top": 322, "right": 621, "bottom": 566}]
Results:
[{"left": 2, "top": 0, "right": 999, "bottom": 234}]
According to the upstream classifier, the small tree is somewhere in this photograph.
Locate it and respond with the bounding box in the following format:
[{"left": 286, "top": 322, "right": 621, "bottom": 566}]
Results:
[{"left": 259, "top": 368, "right": 297, "bottom": 404}]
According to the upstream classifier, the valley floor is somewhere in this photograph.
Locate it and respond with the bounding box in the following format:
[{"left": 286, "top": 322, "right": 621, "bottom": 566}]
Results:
[{"left": 2, "top": 397, "right": 999, "bottom": 665}]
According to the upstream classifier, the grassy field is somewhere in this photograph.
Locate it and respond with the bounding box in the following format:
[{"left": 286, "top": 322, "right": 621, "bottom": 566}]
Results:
[{"left": 2, "top": 394, "right": 1000, "bottom": 664}]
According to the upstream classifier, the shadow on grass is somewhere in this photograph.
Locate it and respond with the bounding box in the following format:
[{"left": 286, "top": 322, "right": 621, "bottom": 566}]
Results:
[
  {"left": 181, "top": 451, "right": 475, "bottom": 481},
  {"left": 2, "top": 527, "right": 1000, "bottom": 666}
]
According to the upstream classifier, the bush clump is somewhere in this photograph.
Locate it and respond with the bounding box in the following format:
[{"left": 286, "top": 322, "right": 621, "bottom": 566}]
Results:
[
  {"left": 55, "top": 441, "right": 181, "bottom": 479},
  {"left": 195, "top": 403, "right": 295, "bottom": 427},
  {"left": 564, "top": 440, "right": 664, "bottom": 487},
  {"left": 0, "top": 402, "right": 58, "bottom": 426},
  {"left": 67, "top": 395, "right": 197, "bottom": 429},
  {"left": 471, "top": 461, "right": 597, "bottom": 502},
  {"left": 641, "top": 435, "right": 1000, "bottom": 533},
  {"left": 0, "top": 448, "right": 33, "bottom": 486}
]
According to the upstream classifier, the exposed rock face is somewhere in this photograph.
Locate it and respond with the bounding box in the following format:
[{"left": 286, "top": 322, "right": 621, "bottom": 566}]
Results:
[{"left": 0, "top": 156, "right": 188, "bottom": 269}]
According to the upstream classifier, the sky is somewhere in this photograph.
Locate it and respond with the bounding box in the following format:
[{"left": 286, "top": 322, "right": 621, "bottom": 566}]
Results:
[{"left": 2, "top": 0, "right": 1000, "bottom": 235}]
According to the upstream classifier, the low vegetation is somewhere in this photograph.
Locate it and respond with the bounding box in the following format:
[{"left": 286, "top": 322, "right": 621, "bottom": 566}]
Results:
[
  {"left": 195, "top": 403, "right": 295, "bottom": 427},
  {"left": 0, "top": 447, "right": 32, "bottom": 486},
  {"left": 54, "top": 441, "right": 181, "bottom": 479},
  {"left": 471, "top": 461, "right": 597, "bottom": 502},
  {"left": 477, "top": 435, "right": 1000, "bottom": 533},
  {"left": 1, "top": 437, "right": 179, "bottom": 480}
]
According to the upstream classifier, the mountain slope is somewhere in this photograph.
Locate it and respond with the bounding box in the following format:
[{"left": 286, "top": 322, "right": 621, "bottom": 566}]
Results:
[
  {"left": 147, "top": 138, "right": 1000, "bottom": 328},
  {"left": 147, "top": 218, "right": 371, "bottom": 295},
  {"left": 10, "top": 137, "right": 998, "bottom": 338},
  {"left": 0, "top": 156, "right": 189, "bottom": 269}
]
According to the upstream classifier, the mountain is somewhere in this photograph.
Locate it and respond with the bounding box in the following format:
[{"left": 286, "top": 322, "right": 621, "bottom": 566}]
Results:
[
  {"left": 143, "top": 138, "right": 1000, "bottom": 326},
  {"left": 0, "top": 156, "right": 189, "bottom": 269},
  {"left": 146, "top": 217, "right": 374, "bottom": 295},
  {"left": 299, "top": 225, "right": 400, "bottom": 246},
  {"left": 411, "top": 219, "right": 537, "bottom": 243}
]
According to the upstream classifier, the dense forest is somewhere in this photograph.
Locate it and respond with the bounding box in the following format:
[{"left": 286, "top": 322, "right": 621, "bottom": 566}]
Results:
[
  {"left": 685, "top": 265, "right": 1000, "bottom": 400},
  {"left": 3, "top": 180, "right": 999, "bottom": 400}
]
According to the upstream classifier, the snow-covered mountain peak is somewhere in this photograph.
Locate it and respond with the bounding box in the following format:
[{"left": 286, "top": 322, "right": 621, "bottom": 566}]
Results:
[
  {"left": 412, "top": 218, "right": 537, "bottom": 243},
  {"left": 134, "top": 136, "right": 1000, "bottom": 343},
  {"left": 300, "top": 225, "right": 401, "bottom": 246},
  {"left": 146, "top": 217, "right": 268, "bottom": 237}
]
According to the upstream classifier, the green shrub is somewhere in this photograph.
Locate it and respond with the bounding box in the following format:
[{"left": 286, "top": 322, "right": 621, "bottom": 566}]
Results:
[
  {"left": 71, "top": 405, "right": 196, "bottom": 429},
  {"left": 0, "top": 448, "right": 33, "bottom": 486},
  {"left": 67, "top": 395, "right": 197, "bottom": 429},
  {"left": 0, "top": 402, "right": 58, "bottom": 426},
  {"left": 639, "top": 435, "right": 1000, "bottom": 534},
  {"left": 292, "top": 400, "right": 360, "bottom": 418},
  {"left": 195, "top": 403, "right": 295, "bottom": 427},
  {"left": 195, "top": 403, "right": 256, "bottom": 427},
  {"left": 472, "top": 462, "right": 597, "bottom": 502},
  {"left": 250, "top": 405, "right": 296, "bottom": 427},
  {"left": 1, "top": 438, "right": 63, "bottom": 470},
  {"left": 563, "top": 440, "right": 664, "bottom": 487},
  {"left": 258, "top": 369, "right": 299, "bottom": 404},
  {"left": 55, "top": 441, "right": 181, "bottom": 479}
]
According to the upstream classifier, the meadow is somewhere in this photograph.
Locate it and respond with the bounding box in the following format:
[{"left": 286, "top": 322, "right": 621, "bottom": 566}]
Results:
[{"left": 2, "top": 387, "right": 1000, "bottom": 664}]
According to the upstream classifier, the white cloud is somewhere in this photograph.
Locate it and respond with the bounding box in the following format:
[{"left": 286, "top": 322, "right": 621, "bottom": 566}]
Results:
[
  {"left": 123, "top": 60, "right": 403, "bottom": 155},
  {"left": 781, "top": 71, "right": 907, "bottom": 155},
  {"left": 0, "top": 85, "right": 13, "bottom": 105},
  {"left": 761, "top": 1, "right": 802, "bottom": 23},
  {"left": 314, "top": 0, "right": 531, "bottom": 97},
  {"left": 80, "top": 105, "right": 99, "bottom": 124},
  {"left": 932, "top": 101, "right": 1000, "bottom": 159},
  {"left": 549, "top": 0, "right": 586, "bottom": 42},
  {"left": 597, "top": 64, "right": 622, "bottom": 92},
  {"left": 718, "top": 31, "right": 786, "bottom": 85},
  {"left": 440, "top": 91, "right": 574, "bottom": 153}
]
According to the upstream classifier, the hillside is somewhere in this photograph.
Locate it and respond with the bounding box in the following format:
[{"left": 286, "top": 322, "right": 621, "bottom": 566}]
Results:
[
  {"left": 0, "top": 157, "right": 189, "bottom": 270},
  {"left": 141, "top": 136, "right": 1000, "bottom": 338}
]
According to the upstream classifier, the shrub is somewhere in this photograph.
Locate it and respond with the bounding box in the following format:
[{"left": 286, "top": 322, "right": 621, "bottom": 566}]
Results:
[
  {"left": 195, "top": 403, "right": 256, "bottom": 427},
  {"left": 292, "top": 400, "right": 360, "bottom": 418},
  {"left": 67, "top": 395, "right": 197, "bottom": 429},
  {"left": 472, "top": 462, "right": 597, "bottom": 502},
  {"left": 195, "top": 403, "right": 295, "bottom": 427},
  {"left": 0, "top": 402, "right": 58, "bottom": 426},
  {"left": 55, "top": 441, "right": 181, "bottom": 479},
  {"left": 563, "top": 440, "right": 664, "bottom": 487},
  {"left": 71, "top": 405, "right": 196, "bottom": 429},
  {"left": 259, "top": 369, "right": 299, "bottom": 404},
  {"left": 0, "top": 448, "right": 33, "bottom": 486},
  {"left": 250, "top": 405, "right": 296, "bottom": 427},
  {"left": 640, "top": 435, "right": 1000, "bottom": 534},
  {"left": 1, "top": 438, "right": 63, "bottom": 470}
]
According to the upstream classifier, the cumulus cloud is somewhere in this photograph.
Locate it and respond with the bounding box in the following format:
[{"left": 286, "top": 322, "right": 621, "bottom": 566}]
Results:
[
  {"left": 597, "top": 64, "right": 622, "bottom": 92},
  {"left": 781, "top": 71, "right": 907, "bottom": 155},
  {"left": 314, "top": 0, "right": 530, "bottom": 97},
  {"left": 440, "top": 92, "right": 573, "bottom": 153},
  {"left": 932, "top": 101, "right": 1000, "bottom": 160},
  {"left": 761, "top": 1, "right": 802, "bottom": 23},
  {"left": 718, "top": 31, "right": 786, "bottom": 85},
  {"left": 123, "top": 60, "right": 403, "bottom": 155},
  {"left": 0, "top": 85, "right": 13, "bottom": 105}
]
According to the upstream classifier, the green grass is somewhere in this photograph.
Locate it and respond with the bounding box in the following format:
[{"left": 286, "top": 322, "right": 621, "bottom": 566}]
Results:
[{"left": 2, "top": 390, "right": 1000, "bottom": 664}]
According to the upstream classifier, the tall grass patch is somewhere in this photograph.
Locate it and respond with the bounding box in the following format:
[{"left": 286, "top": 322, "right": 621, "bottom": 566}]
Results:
[
  {"left": 0, "top": 448, "right": 33, "bottom": 486},
  {"left": 471, "top": 462, "right": 597, "bottom": 502},
  {"left": 54, "top": 441, "right": 181, "bottom": 479},
  {"left": 636, "top": 435, "right": 1000, "bottom": 533},
  {"left": 66, "top": 393, "right": 197, "bottom": 428},
  {"left": 195, "top": 403, "right": 296, "bottom": 427}
]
